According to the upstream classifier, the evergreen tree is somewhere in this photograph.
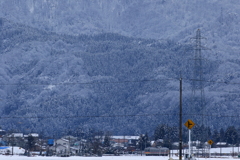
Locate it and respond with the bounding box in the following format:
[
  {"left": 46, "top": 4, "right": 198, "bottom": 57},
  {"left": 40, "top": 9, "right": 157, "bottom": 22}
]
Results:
[
  {"left": 27, "top": 135, "right": 35, "bottom": 151},
  {"left": 236, "top": 128, "right": 240, "bottom": 146},
  {"left": 192, "top": 125, "right": 200, "bottom": 141},
  {"left": 220, "top": 128, "right": 225, "bottom": 142},
  {"left": 138, "top": 133, "right": 150, "bottom": 150},
  {"left": 154, "top": 125, "right": 179, "bottom": 147},
  {"left": 212, "top": 129, "right": 220, "bottom": 143},
  {"left": 91, "top": 138, "right": 102, "bottom": 155},
  {"left": 163, "top": 126, "right": 175, "bottom": 149},
  {"left": 103, "top": 133, "right": 111, "bottom": 147},
  {"left": 207, "top": 127, "right": 212, "bottom": 140},
  {"left": 154, "top": 124, "right": 166, "bottom": 140},
  {"left": 225, "top": 126, "right": 238, "bottom": 145}
]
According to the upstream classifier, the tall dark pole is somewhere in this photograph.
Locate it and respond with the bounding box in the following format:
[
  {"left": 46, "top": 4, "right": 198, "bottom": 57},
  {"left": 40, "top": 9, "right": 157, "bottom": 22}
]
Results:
[
  {"left": 12, "top": 135, "right": 14, "bottom": 155},
  {"left": 179, "top": 77, "right": 183, "bottom": 160}
]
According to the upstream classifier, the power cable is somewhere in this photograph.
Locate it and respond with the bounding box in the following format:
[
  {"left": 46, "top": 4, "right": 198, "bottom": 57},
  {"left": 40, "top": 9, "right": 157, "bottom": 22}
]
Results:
[
  {"left": 1, "top": 113, "right": 240, "bottom": 119},
  {"left": 0, "top": 78, "right": 177, "bottom": 86},
  {"left": 0, "top": 77, "right": 238, "bottom": 86}
]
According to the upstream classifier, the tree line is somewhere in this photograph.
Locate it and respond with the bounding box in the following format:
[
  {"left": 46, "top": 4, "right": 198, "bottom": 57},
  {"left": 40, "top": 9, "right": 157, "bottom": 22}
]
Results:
[{"left": 154, "top": 124, "right": 239, "bottom": 148}]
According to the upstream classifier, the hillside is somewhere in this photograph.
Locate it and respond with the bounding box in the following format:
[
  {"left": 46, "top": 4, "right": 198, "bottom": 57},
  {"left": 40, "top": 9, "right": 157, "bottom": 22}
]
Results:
[{"left": 0, "top": 1, "right": 239, "bottom": 137}]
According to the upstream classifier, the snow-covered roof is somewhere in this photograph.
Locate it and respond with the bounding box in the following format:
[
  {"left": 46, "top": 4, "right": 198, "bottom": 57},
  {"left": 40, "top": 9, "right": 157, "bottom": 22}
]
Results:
[
  {"left": 216, "top": 142, "right": 227, "bottom": 145},
  {"left": 94, "top": 135, "right": 139, "bottom": 140},
  {"left": 29, "top": 133, "right": 39, "bottom": 137},
  {"left": 56, "top": 138, "right": 69, "bottom": 142},
  {"left": 8, "top": 133, "right": 23, "bottom": 137},
  {"left": 0, "top": 146, "right": 25, "bottom": 155},
  {"left": 192, "top": 140, "right": 201, "bottom": 144},
  {"left": 24, "top": 133, "right": 39, "bottom": 138},
  {"left": 111, "top": 136, "right": 139, "bottom": 140},
  {"left": 63, "top": 135, "right": 77, "bottom": 140},
  {"left": 150, "top": 141, "right": 155, "bottom": 145},
  {"left": 172, "top": 142, "right": 179, "bottom": 146},
  {"left": 156, "top": 139, "right": 164, "bottom": 142}
]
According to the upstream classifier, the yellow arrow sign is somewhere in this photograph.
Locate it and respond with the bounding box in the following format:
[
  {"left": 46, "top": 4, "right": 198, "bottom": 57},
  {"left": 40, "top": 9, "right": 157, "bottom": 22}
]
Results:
[
  {"left": 184, "top": 119, "right": 195, "bottom": 129},
  {"left": 208, "top": 140, "right": 214, "bottom": 145}
]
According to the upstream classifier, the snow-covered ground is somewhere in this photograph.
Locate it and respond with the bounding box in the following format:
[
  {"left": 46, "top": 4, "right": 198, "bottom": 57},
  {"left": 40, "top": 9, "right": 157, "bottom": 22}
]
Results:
[
  {"left": 1, "top": 147, "right": 239, "bottom": 160},
  {"left": 172, "top": 147, "right": 240, "bottom": 154},
  {"left": 0, "top": 155, "right": 237, "bottom": 160},
  {"left": 0, "top": 155, "right": 166, "bottom": 160}
]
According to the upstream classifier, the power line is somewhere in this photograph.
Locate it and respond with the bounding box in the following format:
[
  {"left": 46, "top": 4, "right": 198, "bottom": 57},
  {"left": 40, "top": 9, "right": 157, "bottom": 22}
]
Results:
[
  {"left": 187, "top": 78, "right": 240, "bottom": 85},
  {"left": 1, "top": 113, "right": 240, "bottom": 119},
  {"left": 0, "top": 78, "right": 177, "bottom": 86},
  {"left": 0, "top": 77, "right": 239, "bottom": 86}
]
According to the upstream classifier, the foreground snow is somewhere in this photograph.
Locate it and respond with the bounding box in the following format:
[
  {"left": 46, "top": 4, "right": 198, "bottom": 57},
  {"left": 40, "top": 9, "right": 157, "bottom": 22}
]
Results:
[
  {"left": 0, "top": 155, "right": 237, "bottom": 160},
  {"left": 1, "top": 147, "right": 239, "bottom": 160}
]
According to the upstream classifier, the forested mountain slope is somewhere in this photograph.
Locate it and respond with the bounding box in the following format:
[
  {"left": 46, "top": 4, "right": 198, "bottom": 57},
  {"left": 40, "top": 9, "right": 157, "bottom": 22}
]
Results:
[{"left": 0, "top": 0, "right": 239, "bottom": 136}]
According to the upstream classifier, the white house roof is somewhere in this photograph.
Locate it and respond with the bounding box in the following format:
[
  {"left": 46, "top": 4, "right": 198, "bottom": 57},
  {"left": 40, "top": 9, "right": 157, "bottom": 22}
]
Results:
[
  {"left": 24, "top": 133, "right": 39, "bottom": 138},
  {"left": 111, "top": 136, "right": 139, "bottom": 140},
  {"left": 8, "top": 133, "right": 23, "bottom": 137},
  {"left": 216, "top": 142, "right": 227, "bottom": 145},
  {"left": 57, "top": 138, "right": 69, "bottom": 142},
  {"left": 0, "top": 146, "right": 25, "bottom": 155},
  {"left": 29, "top": 133, "right": 39, "bottom": 137},
  {"left": 94, "top": 135, "right": 139, "bottom": 140},
  {"left": 63, "top": 135, "right": 77, "bottom": 140},
  {"left": 192, "top": 140, "right": 201, "bottom": 144}
]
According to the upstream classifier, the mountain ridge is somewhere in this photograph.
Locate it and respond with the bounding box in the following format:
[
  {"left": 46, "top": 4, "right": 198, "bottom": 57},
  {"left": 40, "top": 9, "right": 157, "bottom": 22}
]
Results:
[{"left": 0, "top": 1, "right": 239, "bottom": 137}]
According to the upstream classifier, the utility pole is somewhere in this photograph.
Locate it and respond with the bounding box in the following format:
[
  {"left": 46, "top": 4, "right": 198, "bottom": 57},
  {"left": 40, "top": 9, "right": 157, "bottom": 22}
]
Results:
[
  {"left": 179, "top": 77, "right": 183, "bottom": 160},
  {"left": 11, "top": 134, "right": 14, "bottom": 155}
]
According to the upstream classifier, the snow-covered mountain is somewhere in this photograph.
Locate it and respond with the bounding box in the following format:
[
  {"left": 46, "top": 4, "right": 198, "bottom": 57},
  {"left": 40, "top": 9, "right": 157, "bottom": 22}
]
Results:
[
  {"left": 0, "top": 0, "right": 239, "bottom": 137},
  {"left": 0, "top": 0, "right": 239, "bottom": 40}
]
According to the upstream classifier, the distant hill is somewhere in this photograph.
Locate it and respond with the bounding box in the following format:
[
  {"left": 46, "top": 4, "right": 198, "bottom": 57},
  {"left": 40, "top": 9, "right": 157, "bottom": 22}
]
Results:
[{"left": 0, "top": 1, "right": 239, "bottom": 137}]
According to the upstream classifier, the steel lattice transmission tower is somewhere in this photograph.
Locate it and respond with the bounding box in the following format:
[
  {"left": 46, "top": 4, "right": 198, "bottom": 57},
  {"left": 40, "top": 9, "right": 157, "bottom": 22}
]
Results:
[
  {"left": 191, "top": 29, "right": 207, "bottom": 123},
  {"left": 187, "top": 29, "right": 209, "bottom": 157}
]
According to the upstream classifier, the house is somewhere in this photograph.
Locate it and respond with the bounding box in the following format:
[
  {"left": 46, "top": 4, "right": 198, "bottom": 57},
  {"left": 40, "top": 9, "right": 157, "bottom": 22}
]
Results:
[
  {"left": 54, "top": 138, "right": 70, "bottom": 156},
  {"left": 70, "top": 146, "right": 80, "bottom": 155},
  {"left": 5, "top": 133, "right": 25, "bottom": 147},
  {"left": 55, "top": 138, "right": 70, "bottom": 146},
  {"left": 8, "top": 133, "right": 23, "bottom": 138},
  {"left": 152, "top": 139, "right": 164, "bottom": 147},
  {"left": 0, "top": 129, "right": 6, "bottom": 137},
  {"left": 55, "top": 144, "right": 69, "bottom": 156},
  {"left": 94, "top": 135, "right": 139, "bottom": 146},
  {"left": 0, "top": 146, "right": 25, "bottom": 155},
  {"left": 62, "top": 135, "right": 78, "bottom": 146},
  {"left": 216, "top": 142, "right": 228, "bottom": 148},
  {"left": 111, "top": 136, "right": 139, "bottom": 146},
  {"left": 192, "top": 140, "right": 201, "bottom": 147},
  {"left": 24, "top": 133, "right": 39, "bottom": 142},
  {"left": 73, "top": 139, "right": 87, "bottom": 156},
  {"left": 29, "top": 133, "right": 39, "bottom": 138},
  {"left": 171, "top": 142, "right": 179, "bottom": 149}
]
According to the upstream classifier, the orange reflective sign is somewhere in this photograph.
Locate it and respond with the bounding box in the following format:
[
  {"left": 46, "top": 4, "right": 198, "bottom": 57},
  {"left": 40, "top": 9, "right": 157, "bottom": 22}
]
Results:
[
  {"left": 184, "top": 119, "right": 195, "bottom": 129},
  {"left": 208, "top": 140, "right": 214, "bottom": 145}
]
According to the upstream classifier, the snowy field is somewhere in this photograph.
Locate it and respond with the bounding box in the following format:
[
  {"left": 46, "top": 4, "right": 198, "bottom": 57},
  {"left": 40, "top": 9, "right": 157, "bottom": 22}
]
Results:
[
  {"left": 1, "top": 147, "right": 239, "bottom": 160},
  {"left": 0, "top": 155, "right": 237, "bottom": 160}
]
